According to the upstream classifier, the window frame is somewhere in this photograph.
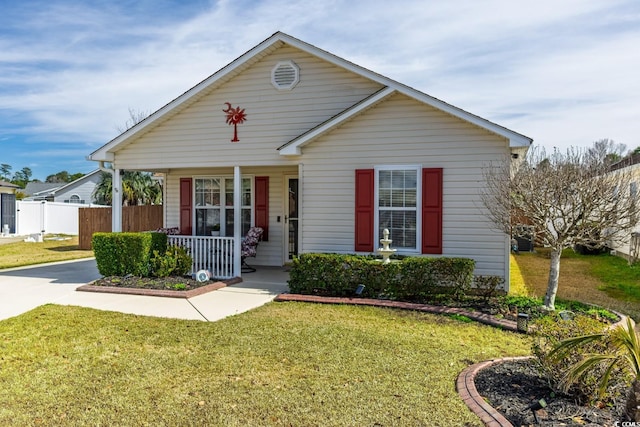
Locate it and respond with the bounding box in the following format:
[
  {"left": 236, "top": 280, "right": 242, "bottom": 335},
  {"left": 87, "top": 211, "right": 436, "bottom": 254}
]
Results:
[
  {"left": 374, "top": 165, "right": 422, "bottom": 253},
  {"left": 193, "top": 175, "right": 254, "bottom": 236},
  {"left": 64, "top": 194, "right": 83, "bottom": 204}
]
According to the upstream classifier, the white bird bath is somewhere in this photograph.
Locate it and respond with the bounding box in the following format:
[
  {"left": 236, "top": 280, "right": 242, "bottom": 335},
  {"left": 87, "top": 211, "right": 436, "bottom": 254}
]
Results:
[{"left": 377, "top": 228, "right": 397, "bottom": 264}]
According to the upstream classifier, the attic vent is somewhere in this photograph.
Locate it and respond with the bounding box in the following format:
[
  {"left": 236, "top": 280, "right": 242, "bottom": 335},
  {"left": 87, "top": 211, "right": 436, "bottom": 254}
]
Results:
[{"left": 271, "top": 60, "right": 300, "bottom": 90}]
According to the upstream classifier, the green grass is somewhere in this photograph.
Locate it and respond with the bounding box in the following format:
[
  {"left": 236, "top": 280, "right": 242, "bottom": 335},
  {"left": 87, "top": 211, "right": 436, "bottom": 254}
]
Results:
[
  {"left": 509, "top": 253, "right": 530, "bottom": 296},
  {"left": 589, "top": 254, "right": 640, "bottom": 301},
  {"left": 0, "top": 235, "right": 93, "bottom": 269},
  {"left": 0, "top": 303, "right": 529, "bottom": 426},
  {"left": 511, "top": 249, "right": 640, "bottom": 320}
]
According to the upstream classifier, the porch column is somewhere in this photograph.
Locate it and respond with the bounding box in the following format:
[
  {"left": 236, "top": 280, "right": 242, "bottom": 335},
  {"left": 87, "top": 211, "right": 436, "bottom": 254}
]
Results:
[
  {"left": 298, "top": 162, "right": 303, "bottom": 255},
  {"left": 112, "top": 169, "right": 122, "bottom": 232},
  {"left": 233, "top": 166, "right": 241, "bottom": 277}
]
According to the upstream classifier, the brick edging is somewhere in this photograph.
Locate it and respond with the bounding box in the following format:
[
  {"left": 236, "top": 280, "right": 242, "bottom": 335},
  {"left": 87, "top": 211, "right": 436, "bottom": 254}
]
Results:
[
  {"left": 457, "top": 356, "right": 533, "bottom": 427},
  {"left": 274, "top": 293, "right": 519, "bottom": 332},
  {"left": 274, "top": 294, "right": 632, "bottom": 427},
  {"left": 456, "top": 311, "right": 631, "bottom": 427},
  {"left": 76, "top": 277, "right": 242, "bottom": 299}
]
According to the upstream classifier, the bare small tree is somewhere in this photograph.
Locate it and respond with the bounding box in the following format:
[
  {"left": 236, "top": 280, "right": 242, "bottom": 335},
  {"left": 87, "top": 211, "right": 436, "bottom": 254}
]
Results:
[
  {"left": 116, "top": 108, "right": 150, "bottom": 134},
  {"left": 482, "top": 145, "right": 638, "bottom": 310}
]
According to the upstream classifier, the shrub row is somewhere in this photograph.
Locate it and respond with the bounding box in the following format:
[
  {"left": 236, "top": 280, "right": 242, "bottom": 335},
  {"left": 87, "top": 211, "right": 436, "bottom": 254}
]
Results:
[
  {"left": 288, "top": 253, "right": 476, "bottom": 301},
  {"left": 92, "top": 232, "right": 191, "bottom": 278}
]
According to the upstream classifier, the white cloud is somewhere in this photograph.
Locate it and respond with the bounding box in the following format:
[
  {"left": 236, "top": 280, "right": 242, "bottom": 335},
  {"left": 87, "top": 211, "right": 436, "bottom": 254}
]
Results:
[{"left": 0, "top": 0, "right": 639, "bottom": 179}]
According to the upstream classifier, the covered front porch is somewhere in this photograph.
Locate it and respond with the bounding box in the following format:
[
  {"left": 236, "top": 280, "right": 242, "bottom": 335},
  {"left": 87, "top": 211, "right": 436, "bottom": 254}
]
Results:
[
  {"left": 105, "top": 164, "right": 300, "bottom": 279},
  {"left": 168, "top": 235, "right": 235, "bottom": 279}
]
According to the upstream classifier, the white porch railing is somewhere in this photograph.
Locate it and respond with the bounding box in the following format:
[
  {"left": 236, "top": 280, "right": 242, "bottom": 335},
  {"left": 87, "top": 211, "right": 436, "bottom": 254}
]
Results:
[{"left": 168, "top": 235, "right": 235, "bottom": 279}]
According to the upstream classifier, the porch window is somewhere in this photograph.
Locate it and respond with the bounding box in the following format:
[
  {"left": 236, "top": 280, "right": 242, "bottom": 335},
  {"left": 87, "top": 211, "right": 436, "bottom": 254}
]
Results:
[
  {"left": 195, "top": 177, "right": 252, "bottom": 236},
  {"left": 376, "top": 167, "right": 420, "bottom": 251}
]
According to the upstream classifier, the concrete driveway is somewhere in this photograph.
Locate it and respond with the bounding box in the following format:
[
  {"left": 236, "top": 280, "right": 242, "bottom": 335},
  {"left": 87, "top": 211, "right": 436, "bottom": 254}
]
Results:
[{"left": 0, "top": 259, "right": 289, "bottom": 322}]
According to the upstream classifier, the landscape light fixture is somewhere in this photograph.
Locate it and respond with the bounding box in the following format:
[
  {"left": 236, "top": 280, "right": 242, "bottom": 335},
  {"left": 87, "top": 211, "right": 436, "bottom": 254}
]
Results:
[
  {"left": 517, "top": 313, "right": 529, "bottom": 333},
  {"left": 528, "top": 398, "right": 547, "bottom": 424}
]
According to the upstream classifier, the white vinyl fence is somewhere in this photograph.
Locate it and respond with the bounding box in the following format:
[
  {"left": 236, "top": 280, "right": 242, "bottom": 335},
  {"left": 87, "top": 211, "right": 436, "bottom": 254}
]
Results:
[{"left": 15, "top": 201, "right": 105, "bottom": 236}]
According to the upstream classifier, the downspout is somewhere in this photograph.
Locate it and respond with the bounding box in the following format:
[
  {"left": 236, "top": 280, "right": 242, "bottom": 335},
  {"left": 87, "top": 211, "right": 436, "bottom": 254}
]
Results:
[{"left": 98, "top": 161, "right": 122, "bottom": 232}]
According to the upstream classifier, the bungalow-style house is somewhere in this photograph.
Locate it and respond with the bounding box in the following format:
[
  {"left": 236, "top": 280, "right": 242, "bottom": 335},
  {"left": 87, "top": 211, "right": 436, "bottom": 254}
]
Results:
[
  {"left": 0, "top": 180, "right": 19, "bottom": 234},
  {"left": 88, "top": 32, "right": 532, "bottom": 283},
  {"left": 23, "top": 170, "right": 102, "bottom": 204}
]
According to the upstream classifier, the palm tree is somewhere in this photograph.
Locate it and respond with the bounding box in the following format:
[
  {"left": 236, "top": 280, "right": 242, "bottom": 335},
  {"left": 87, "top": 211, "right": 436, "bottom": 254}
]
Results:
[
  {"left": 93, "top": 171, "right": 162, "bottom": 206},
  {"left": 549, "top": 318, "right": 640, "bottom": 421}
]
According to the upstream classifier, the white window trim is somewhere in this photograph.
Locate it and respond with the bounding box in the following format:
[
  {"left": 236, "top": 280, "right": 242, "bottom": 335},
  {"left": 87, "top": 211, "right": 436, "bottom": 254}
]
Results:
[
  {"left": 193, "top": 175, "right": 254, "bottom": 236},
  {"left": 64, "top": 194, "right": 83, "bottom": 204},
  {"left": 374, "top": 165, "right": 422, "bottom": 253}
]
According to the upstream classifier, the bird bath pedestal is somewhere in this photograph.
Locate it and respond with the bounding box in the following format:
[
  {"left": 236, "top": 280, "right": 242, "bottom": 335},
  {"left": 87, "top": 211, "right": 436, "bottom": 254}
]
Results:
[{"left": 377, "top": 228, "right": 397, "bottom": 264}]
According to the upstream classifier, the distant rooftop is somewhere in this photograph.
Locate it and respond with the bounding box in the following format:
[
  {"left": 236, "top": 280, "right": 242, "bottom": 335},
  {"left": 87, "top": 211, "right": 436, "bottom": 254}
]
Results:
[{"left": 23, "top": 182, "right": 62, "bottom": 197}]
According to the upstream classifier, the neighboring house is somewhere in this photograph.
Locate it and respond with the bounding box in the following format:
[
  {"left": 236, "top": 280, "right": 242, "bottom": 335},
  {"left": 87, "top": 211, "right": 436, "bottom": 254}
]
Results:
[
  {"left": 609, "top": 153, "right": 640, "bottom": 262},
  {"left": 23, "top": 170, "right": 101, "bottom": 204},
  {"left": 0, "top": 180, "right": 19, "bottom": 234},
  {"left": 88, "top": 32, "right": 532, "bottom": 282},
  {"left": 23, "top": 182, "right": 62, "bottom": 201}
]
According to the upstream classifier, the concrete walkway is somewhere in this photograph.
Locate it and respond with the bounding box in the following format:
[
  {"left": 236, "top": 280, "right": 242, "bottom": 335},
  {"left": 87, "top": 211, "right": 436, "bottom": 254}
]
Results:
[{"left": 0, "top": 259, "right": 289, "bottom": 322}]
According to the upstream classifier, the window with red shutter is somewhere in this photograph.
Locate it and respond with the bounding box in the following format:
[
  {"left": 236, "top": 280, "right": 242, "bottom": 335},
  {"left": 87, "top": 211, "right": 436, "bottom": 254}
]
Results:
[
  {"left": 355, "top": 169, "right": 374, "bottom": 252},
  {"left": 354, "top": 167, "right": 443, "bottom": 255},
  {"left": 179, "top": 178, "right": 192, "bottom": 235},
  {"left": 422, "top": 168, "right": 443, "bottom": 254},
  {"left": 255, "top": 176, "right": 269, "bottom": 241}
]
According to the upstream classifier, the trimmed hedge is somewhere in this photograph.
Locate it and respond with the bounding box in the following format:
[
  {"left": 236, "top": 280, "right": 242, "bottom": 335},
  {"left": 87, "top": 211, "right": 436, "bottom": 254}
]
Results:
[
  {"left": 93, "top": 232, "right": 168, "bottom": 277},
  {"left": 288, "top": 253, "right": 475, "bottom": 301}
]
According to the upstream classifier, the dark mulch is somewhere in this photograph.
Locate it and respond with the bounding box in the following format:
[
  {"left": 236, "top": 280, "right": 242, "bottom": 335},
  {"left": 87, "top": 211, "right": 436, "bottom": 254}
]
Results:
[
  {"left": 92, "top": 275, "right": 208, "bottom": 291},
  {"left": 474, "top": 358, "right": 625, "bottom": 426}
]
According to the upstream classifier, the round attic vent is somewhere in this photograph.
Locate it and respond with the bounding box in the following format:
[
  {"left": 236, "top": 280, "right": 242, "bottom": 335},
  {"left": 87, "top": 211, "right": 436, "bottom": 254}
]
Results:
[{"left": 271, "top": 60, "right": 300, "bottom": 90}]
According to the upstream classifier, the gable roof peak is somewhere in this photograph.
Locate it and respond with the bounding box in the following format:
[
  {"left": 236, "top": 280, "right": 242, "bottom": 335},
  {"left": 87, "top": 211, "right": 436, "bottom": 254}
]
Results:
[{"left": 88, "top": 31, "right": 532, "bottom": 162}]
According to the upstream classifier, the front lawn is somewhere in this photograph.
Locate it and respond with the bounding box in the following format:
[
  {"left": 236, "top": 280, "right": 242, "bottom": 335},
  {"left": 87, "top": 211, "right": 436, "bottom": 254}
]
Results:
[
  {"left": 0, "top": 235, "right": 92, "bottom": 269},
  {"left": 0, "top": 303, "right": 529, "bottom": 426},
  {"left": 511, "top": 248, "right": 640, "bottom": 320}
]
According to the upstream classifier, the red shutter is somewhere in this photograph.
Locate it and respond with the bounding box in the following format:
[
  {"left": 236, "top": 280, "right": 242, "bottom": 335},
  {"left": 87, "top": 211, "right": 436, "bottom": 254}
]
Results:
[
  {"left": 355, "top": 169, "right": 374, "bottom": 252},
  {"left": 255, "top": 176, "right": 269, "bottom": 241},
  {"left": 179, "top": 178, "right": 192, "bottom": 235},
  {"left": 422, "top": 168, "right": 443, "bottom": 254}
]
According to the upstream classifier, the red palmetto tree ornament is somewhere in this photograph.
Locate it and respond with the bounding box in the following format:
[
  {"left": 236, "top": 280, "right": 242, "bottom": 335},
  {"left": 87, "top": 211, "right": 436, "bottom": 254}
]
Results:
[{"left": 223, "top": 102, "right": 247, "bottom": 142}]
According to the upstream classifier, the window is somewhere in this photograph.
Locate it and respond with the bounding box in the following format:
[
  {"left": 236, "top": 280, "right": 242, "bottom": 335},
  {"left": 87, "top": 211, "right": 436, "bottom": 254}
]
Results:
[
  {"left": 631, "top": 182, "right": 638, "bottom": 199},
  {"left": 64, "top": 194, "right": 84, "bottom": 204},
  {"left": 194, "top": 177, "right": 252, "bottom": 236},
  {"left": 355, "top": 167, "right": 441, "bottom": 254},
  {"left": 376, "top": 166, "right": 420, "bottom": 251}
]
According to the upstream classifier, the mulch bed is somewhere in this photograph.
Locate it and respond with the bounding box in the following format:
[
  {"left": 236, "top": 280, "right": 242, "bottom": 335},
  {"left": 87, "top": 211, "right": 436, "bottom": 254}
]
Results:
[
  {"left": 77, "top": 275, "right": 241, "bottom": 298},
  {"left": 92, "top": 275, "right": 208, "bottom": 291},
  {"left": 474, "top": 358, "right": 625, "bottom": 426}
]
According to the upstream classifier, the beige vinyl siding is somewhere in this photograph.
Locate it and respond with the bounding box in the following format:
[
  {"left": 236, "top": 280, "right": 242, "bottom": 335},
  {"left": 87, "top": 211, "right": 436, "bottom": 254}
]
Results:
[
  {"left": 609, "top": 164, "right": 640, "bottom": 259},
  {"left": 113, "top": 45, "right": 382, "bottom": 170},
  {"left": 299, "top": 93, "right": 510, "bottom": 277},
  {"left": 165, "top": 166, "right": 297, "bottom": 267}
]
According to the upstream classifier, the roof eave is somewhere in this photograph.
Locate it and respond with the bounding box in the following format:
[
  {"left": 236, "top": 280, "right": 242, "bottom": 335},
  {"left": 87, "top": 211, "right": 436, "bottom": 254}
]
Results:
[
  {"left": 279, "top": 87, "right": 396, "bottom": 156},
  {"left": 88, "top": 31, "right": 533, "bottom": 160}
]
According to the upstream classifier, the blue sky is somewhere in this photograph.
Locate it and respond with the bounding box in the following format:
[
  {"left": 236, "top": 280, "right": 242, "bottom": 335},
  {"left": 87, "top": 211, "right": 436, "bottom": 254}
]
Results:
[{"left": 1, "top": 0, "right": 639, "bottom": 181}]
